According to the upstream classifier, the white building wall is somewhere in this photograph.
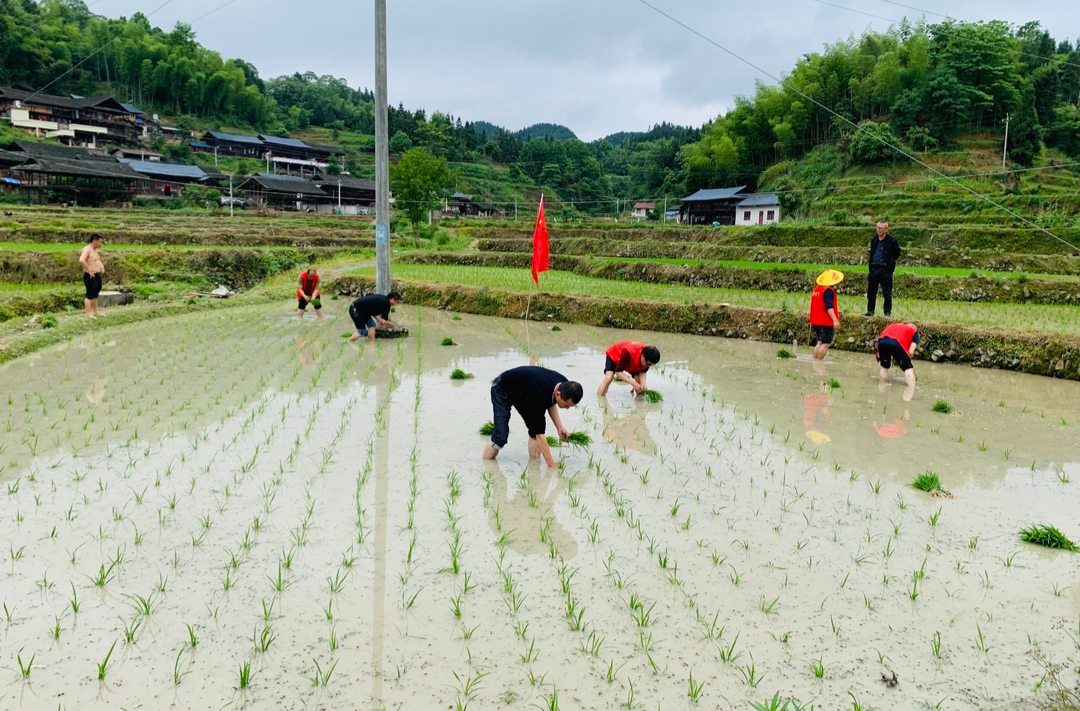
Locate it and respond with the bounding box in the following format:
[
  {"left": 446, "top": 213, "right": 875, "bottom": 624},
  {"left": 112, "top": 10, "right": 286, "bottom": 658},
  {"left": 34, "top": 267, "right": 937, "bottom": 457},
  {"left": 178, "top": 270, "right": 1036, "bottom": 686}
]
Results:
[{"left": 734, "top": 204, "right": 781, "bottom": 226}]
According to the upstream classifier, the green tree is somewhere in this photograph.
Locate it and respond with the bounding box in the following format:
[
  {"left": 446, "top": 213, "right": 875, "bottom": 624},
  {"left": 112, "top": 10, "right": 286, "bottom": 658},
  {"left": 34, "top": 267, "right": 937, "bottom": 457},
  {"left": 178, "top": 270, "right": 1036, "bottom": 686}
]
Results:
[
  {"left": 389, "top": 148, "right": 454, "bottom": 238},
  {"left": 1006, "top": 81, "right": 1042, "bottom": 166},
  {"left": 389, "top": 130, "right": 413, "bottom": 153},
  {"left": 848, "top": 121, "right": 901, "bottom": 164}
]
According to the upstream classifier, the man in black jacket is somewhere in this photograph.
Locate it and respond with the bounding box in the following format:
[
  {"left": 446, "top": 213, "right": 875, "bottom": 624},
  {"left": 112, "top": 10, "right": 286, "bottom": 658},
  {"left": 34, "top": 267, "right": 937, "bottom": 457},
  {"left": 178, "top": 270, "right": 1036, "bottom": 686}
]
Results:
[{"left": 866, "top": 221, "right": 901, "bottom": 317}]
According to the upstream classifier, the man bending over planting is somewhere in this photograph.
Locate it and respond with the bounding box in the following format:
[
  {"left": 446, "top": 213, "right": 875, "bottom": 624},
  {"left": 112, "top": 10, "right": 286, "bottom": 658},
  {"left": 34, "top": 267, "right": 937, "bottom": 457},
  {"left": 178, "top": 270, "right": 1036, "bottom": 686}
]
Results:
[
  {"left": 597, "top": 341, "right": 660, "bottom": 396},
  {"left": 348, "top": 291, "right": 402, "bottom": 343},
  {"left": 483, "top": 366, "right": 583, "bottom": 468},
  {"left": 297, "top": 265, "right": 323, "bottom": 321},
  {"left": 876, "top": 322, "right": 921, "bottom": 388}
]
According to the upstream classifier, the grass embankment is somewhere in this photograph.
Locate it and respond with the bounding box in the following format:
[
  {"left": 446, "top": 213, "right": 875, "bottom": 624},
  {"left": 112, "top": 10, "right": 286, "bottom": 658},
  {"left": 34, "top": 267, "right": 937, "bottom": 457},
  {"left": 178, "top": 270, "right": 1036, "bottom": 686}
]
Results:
[
  {"left": 397, "top": 252, "right": 1080, "bottom": 307},
  {"left": 329, "top": 273, "right": 1080, "bottom": 380},
  {"left": 474, "top": 238, "right": 1080, "bottom": 276},
  {"left": 0, "top": 245, "right": 371, "bottom": 322}
]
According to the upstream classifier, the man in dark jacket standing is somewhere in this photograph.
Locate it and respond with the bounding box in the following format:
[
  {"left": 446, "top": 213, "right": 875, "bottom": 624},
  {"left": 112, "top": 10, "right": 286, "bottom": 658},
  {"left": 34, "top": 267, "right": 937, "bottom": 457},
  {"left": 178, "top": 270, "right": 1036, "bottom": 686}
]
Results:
[{"left": 866, "top": 220, "right": 901, "bottom": 317}]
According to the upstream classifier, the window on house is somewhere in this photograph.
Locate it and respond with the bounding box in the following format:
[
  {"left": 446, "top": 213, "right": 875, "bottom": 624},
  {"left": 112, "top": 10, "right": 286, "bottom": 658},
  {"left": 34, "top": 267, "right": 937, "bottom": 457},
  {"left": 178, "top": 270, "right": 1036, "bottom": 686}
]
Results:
[
  {"left": 767, "top": 210, "right": 775, "bottom": 221},
  {"left": 743, "top": 211, "right": 751, "bottom": 221}
]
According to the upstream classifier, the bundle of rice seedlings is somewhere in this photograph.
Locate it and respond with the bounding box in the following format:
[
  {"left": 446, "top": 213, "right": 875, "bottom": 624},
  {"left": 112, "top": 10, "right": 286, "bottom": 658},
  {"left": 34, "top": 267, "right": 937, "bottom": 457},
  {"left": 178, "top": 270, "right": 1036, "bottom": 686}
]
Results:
[
  {"left": 827, "top": 378, "right": 842, "bottom": 389},
  {"left": 478, "top": 421, "right": 494, "bottom": 436},
  {"left": 1018, "top": 524, "right": 1077, "bottom": 551},
  {"left": 567, "top": 432, "right": 592, "bottom": 447},
  {"left": 776, "top": 349, "right": 793, "bottom": 359},
  {"left": 911, "top": 471, "right": 951, "bottom": 497},
  {"left": 932, "top": 399, "right": 953, "bottom": 414},
  {"left": 450, "top": 369, "right": 473, "bottom": 380},
  {"left": 642, "top": 390, "right": 663, "bottom": 403},
  {"left": 551, "top": 325, "right": 562, "bottom": 332},
  {"left": 441, "top": 337, "right": 455, "bottom": 346},
  {"left": 546, "top": 436, "right": 561, "bottom": 447}
]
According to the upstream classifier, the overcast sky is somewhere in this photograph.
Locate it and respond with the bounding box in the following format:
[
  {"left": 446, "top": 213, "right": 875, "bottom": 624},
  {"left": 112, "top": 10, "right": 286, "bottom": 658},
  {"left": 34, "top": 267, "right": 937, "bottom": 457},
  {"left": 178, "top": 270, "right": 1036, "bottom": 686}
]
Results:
[{"left": 93, "top": 0, "right": 1076, "bottom": 140}]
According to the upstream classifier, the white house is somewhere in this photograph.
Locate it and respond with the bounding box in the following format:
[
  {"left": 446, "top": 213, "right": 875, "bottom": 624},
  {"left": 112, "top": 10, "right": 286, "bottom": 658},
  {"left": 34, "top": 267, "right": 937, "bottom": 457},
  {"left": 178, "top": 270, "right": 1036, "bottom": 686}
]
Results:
[
  {"left": 733, "top": 193, "right": 781, "bottom": 225},
  {"left": 632, "top": 201, "right": 655, "bottom": 219}
]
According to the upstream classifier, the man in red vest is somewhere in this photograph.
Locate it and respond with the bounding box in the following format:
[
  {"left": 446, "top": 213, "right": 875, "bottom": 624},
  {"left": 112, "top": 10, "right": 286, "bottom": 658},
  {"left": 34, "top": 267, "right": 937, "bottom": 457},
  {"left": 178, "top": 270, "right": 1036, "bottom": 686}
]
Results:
[
  {"left": 810, "top": 269, "right": 843, "bottom": 360},
  {"left": 297, "top": 265, "right": 322, "bottom": 321},
  {"left": 876, "top": 322, "right": 921, "bottom": 388},
  {"left": 597, "top": 341, "right": 661, "bottom": 396}
]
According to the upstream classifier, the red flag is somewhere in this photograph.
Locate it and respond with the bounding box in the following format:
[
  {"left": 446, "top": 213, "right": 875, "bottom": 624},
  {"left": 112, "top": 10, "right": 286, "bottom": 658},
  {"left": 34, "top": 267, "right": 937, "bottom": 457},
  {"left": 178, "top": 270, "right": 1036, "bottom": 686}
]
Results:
[{"left": 531, "top": 195, "right": 549, "bottom": 285}]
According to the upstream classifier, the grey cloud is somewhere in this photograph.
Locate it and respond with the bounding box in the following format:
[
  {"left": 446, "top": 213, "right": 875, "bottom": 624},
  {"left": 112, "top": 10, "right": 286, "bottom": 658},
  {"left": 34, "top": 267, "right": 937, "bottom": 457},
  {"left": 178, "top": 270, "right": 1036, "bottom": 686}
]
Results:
[{"left": 97, "top": 0, "right": 1075, "bottom": 140}]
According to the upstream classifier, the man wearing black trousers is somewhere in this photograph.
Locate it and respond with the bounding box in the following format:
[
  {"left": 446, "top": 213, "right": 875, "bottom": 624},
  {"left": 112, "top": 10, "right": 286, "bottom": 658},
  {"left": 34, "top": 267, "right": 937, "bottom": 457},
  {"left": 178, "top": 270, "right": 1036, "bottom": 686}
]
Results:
[{"left": 866, "top": 220, "right": 901, "bottom": 317}]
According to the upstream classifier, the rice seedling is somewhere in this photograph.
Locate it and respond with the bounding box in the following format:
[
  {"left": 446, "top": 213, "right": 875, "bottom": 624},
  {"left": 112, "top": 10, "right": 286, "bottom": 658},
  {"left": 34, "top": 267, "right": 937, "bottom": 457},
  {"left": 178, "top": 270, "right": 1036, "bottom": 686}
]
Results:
[
  {"left": 236, "top": 660, "right": 253, "bottom": 689},
  {"left": 96, "top": 640, "right": 117, "bottom": 681},
  {"left": 912, "top": 471, "right": 949, "bottom": 496},
  {"left": 931, "top": 399, "right": 953, "bottom": 414},
  {"left": 1018, "top": 524, "right": 1078, "bottom": 551},
  {"left": 17, "top": 648, "right": 34, "bottom": 679},
  {"left": 931, "top": 631, "right": 942, "bottom": 658}
]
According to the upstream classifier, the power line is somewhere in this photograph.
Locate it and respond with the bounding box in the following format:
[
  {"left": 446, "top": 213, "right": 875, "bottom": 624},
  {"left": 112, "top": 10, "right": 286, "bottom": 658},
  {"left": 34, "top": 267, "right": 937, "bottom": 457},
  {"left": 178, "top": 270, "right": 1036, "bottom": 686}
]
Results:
[{"left": 632, "top": 0, "right": 1079, "bottom": 252}]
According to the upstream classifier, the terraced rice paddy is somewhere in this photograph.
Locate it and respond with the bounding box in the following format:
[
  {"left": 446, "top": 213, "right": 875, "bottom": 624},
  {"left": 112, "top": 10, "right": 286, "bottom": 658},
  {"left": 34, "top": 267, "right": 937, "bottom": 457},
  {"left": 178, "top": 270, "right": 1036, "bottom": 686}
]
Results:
[
  {"left": 1, "top": 303, "right": 1078, "bottom": 710},
  {"left": 351, "top": 264, "right": 1080, "bottom": 337}
]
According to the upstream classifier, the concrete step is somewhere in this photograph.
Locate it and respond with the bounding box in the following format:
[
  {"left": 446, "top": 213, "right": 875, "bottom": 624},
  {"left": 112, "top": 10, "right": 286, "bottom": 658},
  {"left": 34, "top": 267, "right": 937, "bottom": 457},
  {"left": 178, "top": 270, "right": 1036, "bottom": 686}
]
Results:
[{"left": 98, "top": 291, "right": 135, "bottom": 308}]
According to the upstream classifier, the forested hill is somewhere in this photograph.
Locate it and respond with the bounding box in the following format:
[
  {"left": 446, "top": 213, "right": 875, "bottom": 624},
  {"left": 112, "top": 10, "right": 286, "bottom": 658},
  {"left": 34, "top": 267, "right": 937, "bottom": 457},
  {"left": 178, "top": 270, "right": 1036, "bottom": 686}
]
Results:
[{"left": 1, "top": 1, "right": 1078, "bottom": 214}]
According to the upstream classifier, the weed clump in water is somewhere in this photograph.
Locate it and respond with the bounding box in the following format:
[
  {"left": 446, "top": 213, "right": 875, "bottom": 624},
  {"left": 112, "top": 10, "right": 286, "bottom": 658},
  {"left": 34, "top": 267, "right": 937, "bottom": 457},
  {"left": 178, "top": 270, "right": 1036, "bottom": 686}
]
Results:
[
  {"left": 776, "top": 349, "right": 793, "bottom": 359},
  {"left": 441, "top": 337, "right": 455, "bottom": 346},
  {"left": 450, "top": 369, "right": 473, "bottom": 380},
  {"left": 912, "top": 471, "right": 951, "bottom": 497},
  {"left": 932, "top": 399, "right": 953, "bottom": 414},
  {"left": 642, "top": 390, "right": 663, "bottom": 403},
  {"left": 567, "top": 432, "right": 592, "bottom": 447},
  {"left": 478, "top": 421, "right": 495, "bottom": 436},
  {"left": 1019, "top": 524, "right": 1077, "bottom": 552}
]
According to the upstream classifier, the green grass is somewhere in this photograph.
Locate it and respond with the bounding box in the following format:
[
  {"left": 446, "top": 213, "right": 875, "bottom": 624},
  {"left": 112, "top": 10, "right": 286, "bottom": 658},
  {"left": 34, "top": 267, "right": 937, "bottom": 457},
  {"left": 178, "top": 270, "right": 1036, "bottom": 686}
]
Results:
[
  {"left": 1018, "top": 524, "right": 1078, "bottom": 552},
  {"left": 596, "top": 257, "right": 1080, "bottom": 282},
  {"left": 348, "top": 264, "right": 1080, "bottom": 336}
]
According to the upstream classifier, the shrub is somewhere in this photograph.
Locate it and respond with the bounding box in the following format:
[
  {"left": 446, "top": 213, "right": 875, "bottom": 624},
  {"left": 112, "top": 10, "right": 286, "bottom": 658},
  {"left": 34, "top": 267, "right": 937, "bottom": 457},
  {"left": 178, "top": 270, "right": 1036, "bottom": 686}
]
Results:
[{"left": 849, "top": 121, "right": 902, "bottom": 164}]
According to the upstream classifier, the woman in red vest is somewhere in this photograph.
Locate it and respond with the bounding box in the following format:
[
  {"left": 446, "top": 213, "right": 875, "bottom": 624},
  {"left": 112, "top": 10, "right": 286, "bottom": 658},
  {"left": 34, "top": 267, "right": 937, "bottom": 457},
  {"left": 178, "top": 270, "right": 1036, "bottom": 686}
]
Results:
[
  {"left": 876, "top": 322, "right": 921, "bottom": 388},
  {"left": 809, "top": 269, "right": 843, "bottom": 360},
  {"left": 597, "top": 341, "right": 661, "bottom": 396},
  {"left": 297, "top": 265, "right": 323, "bottom": 321}
]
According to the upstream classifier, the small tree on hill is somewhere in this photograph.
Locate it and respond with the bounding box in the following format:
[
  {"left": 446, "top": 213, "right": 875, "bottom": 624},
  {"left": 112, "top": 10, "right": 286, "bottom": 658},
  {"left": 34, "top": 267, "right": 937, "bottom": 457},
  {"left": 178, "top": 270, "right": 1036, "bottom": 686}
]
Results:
[
  {"left": 389, "top": 147, "right": 454, "bottom": 240},
  {"left": 389, "top": 130, "right": 413, "bottom": 153},
  {"left": 849, "top": 121, "right": 901, "bottom": 164}
]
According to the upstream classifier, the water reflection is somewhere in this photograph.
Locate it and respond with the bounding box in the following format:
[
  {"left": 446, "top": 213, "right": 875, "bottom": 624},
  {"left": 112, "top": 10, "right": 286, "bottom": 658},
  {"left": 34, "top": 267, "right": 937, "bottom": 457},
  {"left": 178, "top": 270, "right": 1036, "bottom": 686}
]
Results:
[
  {"left": 598, "top": 395, "right": 655, "bottom": 453},
  {"left": 483, "top": 459, "right": 578, "bottom": 559}
]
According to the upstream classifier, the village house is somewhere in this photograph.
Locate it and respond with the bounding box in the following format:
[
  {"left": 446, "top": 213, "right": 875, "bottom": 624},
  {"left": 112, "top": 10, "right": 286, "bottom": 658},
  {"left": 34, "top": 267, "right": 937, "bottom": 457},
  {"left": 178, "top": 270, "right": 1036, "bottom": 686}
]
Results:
[
  {"left": 677, "top": 187, "right": 781, "bottom": 226},
  {"left": 116, "top": 159, "right": 211, "bottom": 197},
  {"left": 4, "top": 141, "right": 142, "bottom": 206},
  {"left": 445, "top": 191, "right": 498, "bottom": 217},
  {"left": 112, "top": 147, "right": 163, "bottom": 162},
  {"left": 235, "top": 173, "right": 328, "bottom": 211},
  {"left": 310, "top": 173, "right": 376, "bottom": 214},
  {"left": 200, "top": 130, "right": 266, "bottom": 159},
  {"left": 0, "top": 87, "right": 143, "bottom": 146},
  {"left": 632, "top": 201, "right": 655, "bottom": 219},
  {"left": 259, "top": 135, "right": 342, "bottom": 176}
]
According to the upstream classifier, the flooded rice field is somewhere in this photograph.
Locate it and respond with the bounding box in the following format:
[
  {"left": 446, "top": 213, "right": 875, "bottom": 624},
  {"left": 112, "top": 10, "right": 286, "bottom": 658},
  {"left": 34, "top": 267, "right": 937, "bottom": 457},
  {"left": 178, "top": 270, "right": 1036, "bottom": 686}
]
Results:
[{"left": 1, "top": 304, "right": 1078, "bottom": 711}]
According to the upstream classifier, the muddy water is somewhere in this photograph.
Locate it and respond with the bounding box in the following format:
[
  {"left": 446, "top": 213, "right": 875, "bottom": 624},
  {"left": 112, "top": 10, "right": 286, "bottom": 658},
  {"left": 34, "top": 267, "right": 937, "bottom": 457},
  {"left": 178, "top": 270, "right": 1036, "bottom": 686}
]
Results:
[{"left": 1, "top": 304, "right": 1078, "bottom": 711}]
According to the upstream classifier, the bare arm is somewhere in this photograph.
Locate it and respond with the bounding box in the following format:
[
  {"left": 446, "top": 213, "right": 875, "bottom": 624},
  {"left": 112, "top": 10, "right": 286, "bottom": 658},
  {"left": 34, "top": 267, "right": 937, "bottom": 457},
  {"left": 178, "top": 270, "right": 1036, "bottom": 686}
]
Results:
[
  {"left": 534, "top": 433, "right": 557, "bottom": 468},
  {"left": 829, "top": 307, "right": 840, "bottom": 327},
  {"left": 79, "top": 247, "right": 91, "bottom": 272},
  {"left": 548, "top": 405, "right": 569, "bottom": 440}
]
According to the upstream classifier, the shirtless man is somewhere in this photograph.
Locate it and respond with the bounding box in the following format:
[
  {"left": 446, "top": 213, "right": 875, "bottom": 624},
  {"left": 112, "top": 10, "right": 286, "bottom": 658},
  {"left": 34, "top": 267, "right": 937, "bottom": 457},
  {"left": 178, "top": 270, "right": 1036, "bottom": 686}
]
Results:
[{"left": 79, "top": 234, "right": 105, "bottom": 319}]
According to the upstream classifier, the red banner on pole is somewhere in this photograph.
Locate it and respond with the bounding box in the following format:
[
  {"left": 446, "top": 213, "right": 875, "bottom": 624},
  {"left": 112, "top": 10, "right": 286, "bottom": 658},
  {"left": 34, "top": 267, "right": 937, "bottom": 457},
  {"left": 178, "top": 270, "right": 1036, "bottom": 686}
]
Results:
[{"left": 531, "top": 195, "right": 549, "bottom": 285}]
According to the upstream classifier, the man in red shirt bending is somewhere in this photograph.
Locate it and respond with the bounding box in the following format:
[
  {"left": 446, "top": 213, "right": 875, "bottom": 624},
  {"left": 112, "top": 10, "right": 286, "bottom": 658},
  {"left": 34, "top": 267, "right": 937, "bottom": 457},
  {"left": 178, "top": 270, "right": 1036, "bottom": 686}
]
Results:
[
  {"left": 297, "top": 266, "right": 323, "bottom": 321},
  {"left": 876, "top": 322, "right": 921, "bottom": 388},
  {"left": 597, "top": 341, "right": 661, "bottom": 396}
]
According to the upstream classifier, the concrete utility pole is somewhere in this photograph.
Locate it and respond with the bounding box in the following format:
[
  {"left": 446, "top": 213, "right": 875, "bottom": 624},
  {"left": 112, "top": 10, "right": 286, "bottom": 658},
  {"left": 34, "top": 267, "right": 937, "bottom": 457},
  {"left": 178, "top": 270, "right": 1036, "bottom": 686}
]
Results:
[
  {"left": 1002, "top": 113, "right": 1010, "bottom": 169},
  {"left": 229, "top": 174, "right": 234, "bottom": 218},
  {"left": 337, "top": 180, "right": 342, "bottom": 214},
  {"left": 374, "top": 0, "right": 391, "bottom": 295}
]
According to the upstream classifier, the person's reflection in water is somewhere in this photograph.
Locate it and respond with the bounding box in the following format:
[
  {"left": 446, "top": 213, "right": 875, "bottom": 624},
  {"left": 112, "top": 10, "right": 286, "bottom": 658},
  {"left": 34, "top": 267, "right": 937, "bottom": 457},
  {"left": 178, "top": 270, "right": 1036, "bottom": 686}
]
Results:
[
  {"left": 85, "top": 376, "right": 108, "bottom": 405},
  {"left": 802, "top": 391, "right": 833, "bottom": 445},
  {"left": 598, "top": 396, "right": 655, "bottom": 453},
  {"left": 297, "top": 333, "right": 322, "bottom": 364},
  {"left": 483, "top": 459, "right": 578, "bottom": 559}
]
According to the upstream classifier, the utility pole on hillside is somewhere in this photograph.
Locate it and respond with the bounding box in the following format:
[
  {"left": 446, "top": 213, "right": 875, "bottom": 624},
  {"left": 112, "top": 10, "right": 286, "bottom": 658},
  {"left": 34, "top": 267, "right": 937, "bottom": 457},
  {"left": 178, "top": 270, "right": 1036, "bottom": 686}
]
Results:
[
  {"left": 1002, "top": 113, "right": 1010, "bottom": 169},
  {"left": 229, "top": 174, "right": 234, "bottom": 218},
  {"left": 374, "top": 0, "right": 391, "bottom": 295}
]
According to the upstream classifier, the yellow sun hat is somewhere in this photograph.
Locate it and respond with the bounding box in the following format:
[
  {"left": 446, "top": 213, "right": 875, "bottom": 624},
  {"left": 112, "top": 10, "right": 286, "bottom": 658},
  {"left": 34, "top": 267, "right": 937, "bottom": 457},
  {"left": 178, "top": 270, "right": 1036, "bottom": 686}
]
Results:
[{"left": 816, "top": 269, "right": 845, "bottom": 286}]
